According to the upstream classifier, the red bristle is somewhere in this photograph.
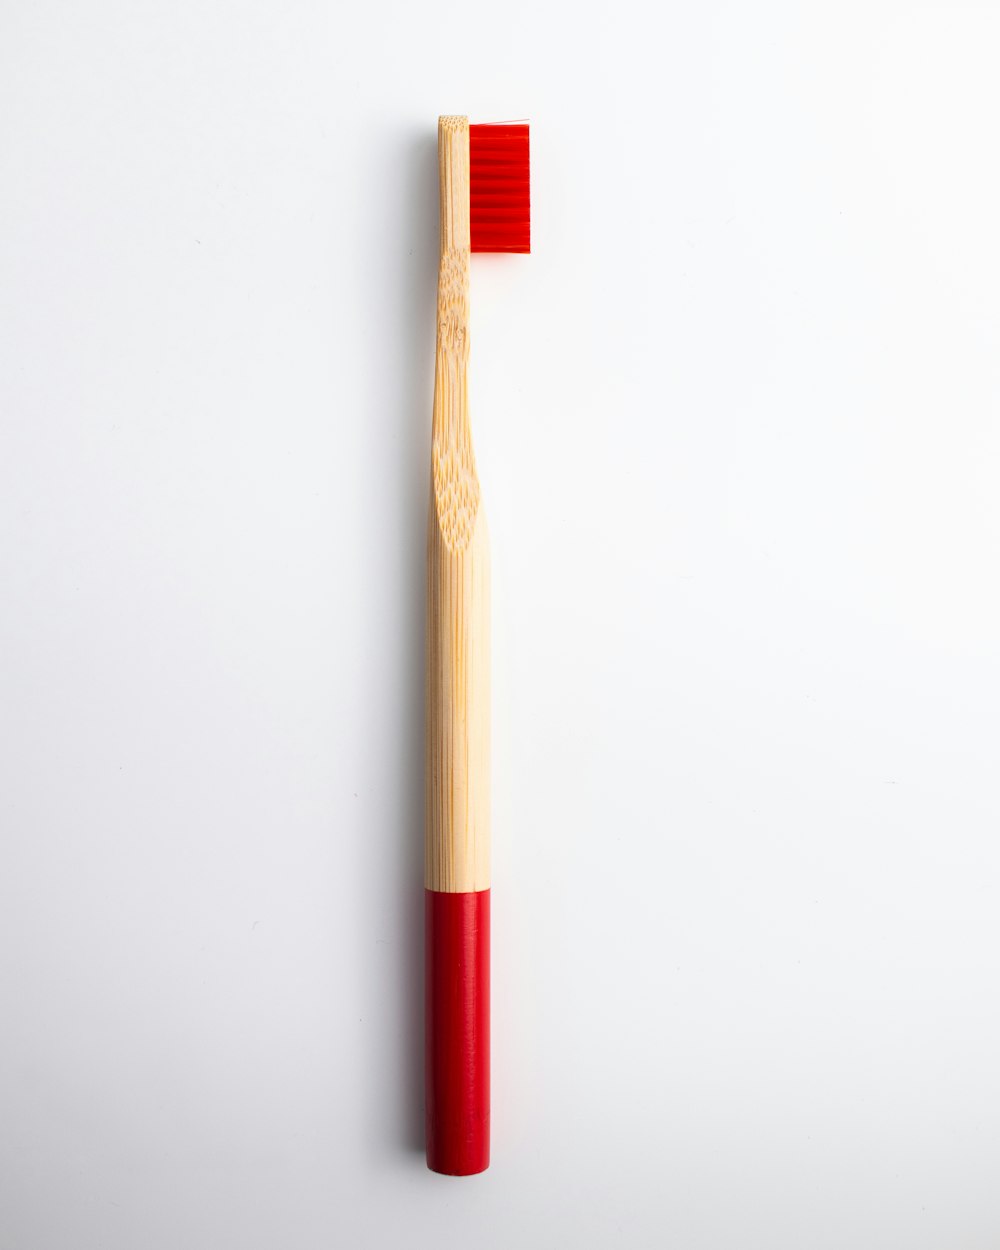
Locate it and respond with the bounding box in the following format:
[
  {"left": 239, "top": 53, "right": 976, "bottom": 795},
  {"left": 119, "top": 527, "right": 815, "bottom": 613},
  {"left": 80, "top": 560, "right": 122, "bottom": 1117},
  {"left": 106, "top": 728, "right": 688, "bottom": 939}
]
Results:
[{"left": 469, "top": 123, "right": 530, "bottom": 254}]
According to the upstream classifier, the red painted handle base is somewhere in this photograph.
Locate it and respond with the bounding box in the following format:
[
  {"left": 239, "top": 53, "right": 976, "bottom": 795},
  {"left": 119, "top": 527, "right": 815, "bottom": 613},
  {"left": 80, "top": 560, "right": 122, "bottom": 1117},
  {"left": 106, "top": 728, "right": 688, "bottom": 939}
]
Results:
[{"left": 425, "top": 888, "right": 490, "bottom": 1175}]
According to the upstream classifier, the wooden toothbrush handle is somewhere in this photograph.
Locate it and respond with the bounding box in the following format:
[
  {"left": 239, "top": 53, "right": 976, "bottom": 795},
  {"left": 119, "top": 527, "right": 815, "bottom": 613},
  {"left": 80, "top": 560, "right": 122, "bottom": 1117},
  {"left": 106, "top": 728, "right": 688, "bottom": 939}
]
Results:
[
  {"left": 426, "top": 117, "right": 491, "bottom": 895},
  {"left": 425, "top": 115, "right": 490, "bottom": 1175}
]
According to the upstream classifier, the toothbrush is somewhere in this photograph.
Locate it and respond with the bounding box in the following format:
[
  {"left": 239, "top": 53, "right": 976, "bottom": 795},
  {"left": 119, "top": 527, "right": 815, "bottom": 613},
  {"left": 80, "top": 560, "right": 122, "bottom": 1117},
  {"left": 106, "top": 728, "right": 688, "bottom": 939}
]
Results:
[{"left": 425, "top": 115, "right": 529, "bottom": 1176}]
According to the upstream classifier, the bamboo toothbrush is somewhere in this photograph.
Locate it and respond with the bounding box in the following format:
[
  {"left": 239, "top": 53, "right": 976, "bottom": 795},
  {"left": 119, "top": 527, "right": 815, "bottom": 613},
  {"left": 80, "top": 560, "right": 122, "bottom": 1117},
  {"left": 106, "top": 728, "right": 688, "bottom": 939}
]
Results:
[{"left": 425, "top": 115, "right": 530, "bottom": 1176}]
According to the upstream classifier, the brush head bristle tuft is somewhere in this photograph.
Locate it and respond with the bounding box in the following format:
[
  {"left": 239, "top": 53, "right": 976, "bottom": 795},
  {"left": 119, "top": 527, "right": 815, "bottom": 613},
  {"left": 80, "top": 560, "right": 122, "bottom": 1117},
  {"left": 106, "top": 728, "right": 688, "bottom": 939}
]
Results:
[{"left": 469, "top": 123, "right": 530, "bottom": 254}]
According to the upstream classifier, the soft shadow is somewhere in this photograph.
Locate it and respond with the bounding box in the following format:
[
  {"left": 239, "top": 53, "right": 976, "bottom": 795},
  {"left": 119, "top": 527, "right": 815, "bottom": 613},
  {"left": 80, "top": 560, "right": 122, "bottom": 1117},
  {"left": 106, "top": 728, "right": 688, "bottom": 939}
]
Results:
[{"left": 392, "top": 129, "right": 438, "bottom": 1154}]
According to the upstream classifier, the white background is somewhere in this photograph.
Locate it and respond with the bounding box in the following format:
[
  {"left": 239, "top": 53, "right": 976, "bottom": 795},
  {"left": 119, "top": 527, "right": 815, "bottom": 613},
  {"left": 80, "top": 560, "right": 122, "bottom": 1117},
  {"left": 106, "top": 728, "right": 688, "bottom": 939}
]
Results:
[{"left": 2, "top": 2, "right": 999, "bottom": 1247}]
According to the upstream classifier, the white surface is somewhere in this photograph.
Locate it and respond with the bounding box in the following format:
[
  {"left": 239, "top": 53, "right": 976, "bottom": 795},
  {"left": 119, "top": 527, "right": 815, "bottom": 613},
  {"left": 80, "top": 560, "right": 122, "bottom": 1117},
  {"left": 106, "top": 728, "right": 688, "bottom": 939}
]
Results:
[{"left": 2, "top": 2, "right": 999, "bottom": 1246}]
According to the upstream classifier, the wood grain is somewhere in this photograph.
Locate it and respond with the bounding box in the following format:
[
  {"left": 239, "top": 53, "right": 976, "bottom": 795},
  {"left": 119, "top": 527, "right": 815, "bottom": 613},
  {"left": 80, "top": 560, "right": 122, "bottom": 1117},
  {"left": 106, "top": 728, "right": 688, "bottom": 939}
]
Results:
[{"left": 425, "top": 116, "right": 491, "bottom": 893}]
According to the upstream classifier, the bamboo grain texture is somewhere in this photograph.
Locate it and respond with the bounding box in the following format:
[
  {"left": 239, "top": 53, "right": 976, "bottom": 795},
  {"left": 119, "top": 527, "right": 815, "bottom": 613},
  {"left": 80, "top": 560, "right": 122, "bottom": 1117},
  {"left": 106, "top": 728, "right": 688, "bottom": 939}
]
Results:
[{"left": 425, "top": 116, "right": 491, "bottom": 893}]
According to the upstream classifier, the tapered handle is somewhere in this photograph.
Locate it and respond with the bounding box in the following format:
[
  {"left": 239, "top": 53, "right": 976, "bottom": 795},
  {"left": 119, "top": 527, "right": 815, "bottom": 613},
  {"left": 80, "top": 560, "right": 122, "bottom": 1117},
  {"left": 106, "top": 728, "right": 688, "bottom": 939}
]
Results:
[{"left": 425, "top": 116, "right": 491, "bottom": 1175}]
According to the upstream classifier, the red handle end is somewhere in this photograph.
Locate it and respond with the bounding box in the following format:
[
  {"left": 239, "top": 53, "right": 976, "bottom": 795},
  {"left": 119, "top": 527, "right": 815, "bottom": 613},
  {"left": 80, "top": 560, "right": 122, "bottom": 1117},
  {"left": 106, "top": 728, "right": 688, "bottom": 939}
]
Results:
[{"left": 425, "top": 888, "right": 490, "bottom": 1175}]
